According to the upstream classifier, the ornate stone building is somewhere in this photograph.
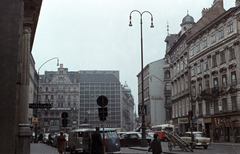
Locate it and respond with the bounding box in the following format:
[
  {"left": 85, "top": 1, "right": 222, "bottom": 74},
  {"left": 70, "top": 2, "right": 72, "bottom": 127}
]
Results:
[
  {"left": 38, "top": 64, "right": 79, "bottom": 132},
  {"left": 121, "top": 82, "right": 135, "bottom": 131},
  {"left": 164, "top": 0, "right": 240, "bottom": 142}
]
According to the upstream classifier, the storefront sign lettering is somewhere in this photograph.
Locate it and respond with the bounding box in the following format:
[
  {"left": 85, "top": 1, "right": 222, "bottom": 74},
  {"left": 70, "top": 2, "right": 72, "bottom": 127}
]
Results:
[{"left": 178, "top": 118, "right": 189, "bottom": 124}]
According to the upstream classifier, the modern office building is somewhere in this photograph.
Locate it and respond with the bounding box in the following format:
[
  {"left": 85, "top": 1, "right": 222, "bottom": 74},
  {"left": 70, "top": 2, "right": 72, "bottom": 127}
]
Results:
[{"left": 78, "top": 70, "right": 122, "bottom": 129}]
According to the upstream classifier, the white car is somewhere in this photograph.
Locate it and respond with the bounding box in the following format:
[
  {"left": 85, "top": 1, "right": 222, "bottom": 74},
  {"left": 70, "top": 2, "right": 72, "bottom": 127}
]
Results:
[{"left": 181, "top": 131, "right": 211, "bottom": 149}]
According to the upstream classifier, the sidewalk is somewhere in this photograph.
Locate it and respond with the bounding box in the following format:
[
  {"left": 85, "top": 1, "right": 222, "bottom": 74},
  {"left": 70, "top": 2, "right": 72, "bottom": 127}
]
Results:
[{"left": 211, "top": 142, "right": 240, "bottom": 147}]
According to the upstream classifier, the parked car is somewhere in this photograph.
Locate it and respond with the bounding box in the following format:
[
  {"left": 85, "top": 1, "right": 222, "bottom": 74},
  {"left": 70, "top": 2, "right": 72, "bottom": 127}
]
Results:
[
  {"left": 120, "top": 132, "right": 153, "bottom": 147},
  {"left": 117, "top": 132, "right": 127, "bottom": 139},
  {"left": 181, "top": 131, "right": 211, "bottom": 149},
  {"left": 42, "top": 133, "right": 49, "bottom": 144}
]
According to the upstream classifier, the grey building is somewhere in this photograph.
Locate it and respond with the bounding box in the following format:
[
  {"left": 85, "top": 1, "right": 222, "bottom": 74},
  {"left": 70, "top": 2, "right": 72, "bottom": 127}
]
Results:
[
  {"left": 137, "top": 59, "right": 166, "bottom": 127},
  {"left": 164, "top": 0, "right": 240, "bottom": 142},
  {"left": 78, "top": 70, "right": 122, "bottom": 129},
  {"left": 38, "top": 64, "right": 79, "bottom": 132}
]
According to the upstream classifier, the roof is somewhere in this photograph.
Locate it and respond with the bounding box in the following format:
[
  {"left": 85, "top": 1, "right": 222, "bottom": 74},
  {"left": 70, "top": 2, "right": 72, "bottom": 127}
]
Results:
[{"left": 79, "top": 74, "right": 120, "bottom": 82}]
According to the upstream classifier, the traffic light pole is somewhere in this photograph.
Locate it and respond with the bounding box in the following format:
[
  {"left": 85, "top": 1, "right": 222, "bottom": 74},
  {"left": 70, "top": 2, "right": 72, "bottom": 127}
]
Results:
[{"left": 102, "top": 97, "right": 105, "bottom": 153}]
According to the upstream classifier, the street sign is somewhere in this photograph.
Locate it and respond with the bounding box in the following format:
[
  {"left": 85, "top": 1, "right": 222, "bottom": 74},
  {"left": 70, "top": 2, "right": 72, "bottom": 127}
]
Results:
[
  {"left": 32, "top": 117, "right": 38, "bottom": 124},
  {"left": 97, "top": 95, "right": 108, "bottom": 107},
  {"left": 192, "top": 117, "right": 198, "bottom": 123},
  {"left": 138, "top": 105, "right": 147, "bottom": 115},
  {"left": 29, "top": 103, "right": 52, "bottom": 108}
]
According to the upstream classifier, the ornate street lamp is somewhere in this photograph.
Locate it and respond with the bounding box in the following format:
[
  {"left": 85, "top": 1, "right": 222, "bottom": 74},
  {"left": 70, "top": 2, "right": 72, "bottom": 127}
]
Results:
[
  {"left": 129, "top": 10, "right": 154, "bottom": 147},
  {"left": 34, "top": 57, "right": 59, "bottom": 143}
]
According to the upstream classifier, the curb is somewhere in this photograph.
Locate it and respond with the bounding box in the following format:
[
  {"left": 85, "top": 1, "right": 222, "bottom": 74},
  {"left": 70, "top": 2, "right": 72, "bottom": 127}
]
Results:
[{"left": 128, "top": 147, "right": 177, "bottom": 154}]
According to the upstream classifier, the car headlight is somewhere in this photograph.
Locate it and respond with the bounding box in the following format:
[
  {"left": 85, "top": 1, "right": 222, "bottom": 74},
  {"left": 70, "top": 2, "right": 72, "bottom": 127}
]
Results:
[
  {"left": 80, "top": 142, "right": 82, "bottom": 145},
  {"left": 115, "top": 143, "right": 119, "bottom": 148}
]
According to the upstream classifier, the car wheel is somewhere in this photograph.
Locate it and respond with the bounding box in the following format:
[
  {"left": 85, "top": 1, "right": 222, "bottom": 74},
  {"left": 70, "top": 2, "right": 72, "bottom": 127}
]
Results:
[{"left": 204, "top": 146, "right": 208, "bottom": 149}]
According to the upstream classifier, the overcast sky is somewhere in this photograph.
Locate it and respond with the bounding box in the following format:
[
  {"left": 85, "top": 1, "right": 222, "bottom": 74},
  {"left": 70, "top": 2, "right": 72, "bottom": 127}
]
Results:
[{"left": 32, "top": 0, "right": 234, "bottom": 111}]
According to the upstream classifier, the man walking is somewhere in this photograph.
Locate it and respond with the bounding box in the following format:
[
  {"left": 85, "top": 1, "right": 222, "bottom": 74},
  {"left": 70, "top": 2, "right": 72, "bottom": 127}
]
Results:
[
  {"left": 92, "top": 127, "right": 104, "bottom": 154},
  {"left": 148, "top": 134, "right": 162, "bottom": 154},
  {"left": 234, "top": 129, "right": 238, "bottom": 143}
]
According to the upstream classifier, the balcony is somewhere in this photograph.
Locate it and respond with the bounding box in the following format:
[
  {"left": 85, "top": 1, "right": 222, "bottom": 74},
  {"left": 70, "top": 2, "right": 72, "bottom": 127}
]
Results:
[{"left": 200, "top": 87, "right": 219, "bottom": 101}]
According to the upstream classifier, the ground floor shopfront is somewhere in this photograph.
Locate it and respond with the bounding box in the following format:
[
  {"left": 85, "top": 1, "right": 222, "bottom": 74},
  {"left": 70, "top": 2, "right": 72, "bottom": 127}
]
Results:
[{"left": 203, "top": 114, "right": 240, "bottom": 143}]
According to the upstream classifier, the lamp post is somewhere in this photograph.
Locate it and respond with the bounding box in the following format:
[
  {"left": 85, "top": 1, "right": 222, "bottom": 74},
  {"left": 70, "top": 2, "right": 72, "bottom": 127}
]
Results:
[
  {"left": 34, "top": 57, "right": 59, "bottom": 143},
  {"left": 129, "top": 10, "right": 154, "bottom": 147}
]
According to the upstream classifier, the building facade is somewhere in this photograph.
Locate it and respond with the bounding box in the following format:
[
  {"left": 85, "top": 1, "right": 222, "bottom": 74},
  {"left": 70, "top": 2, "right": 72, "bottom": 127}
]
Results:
[
  {"left": 164, "top": 0, "right": 240, "bottom": 142},
  {"left": 137, "top": 59, "right": 166, "bottom": 127},
  {"left": 121, "top": 82, "right": 135, "bottom": 131},
  {"left": 78, "top": 70, "right": 122, "bottom": 129},
  {"left": 38, "top": 64, "right": 79, "bottom": 132},
  {"left": 0, "top": 0, "right": 42, "bottom": 153}
]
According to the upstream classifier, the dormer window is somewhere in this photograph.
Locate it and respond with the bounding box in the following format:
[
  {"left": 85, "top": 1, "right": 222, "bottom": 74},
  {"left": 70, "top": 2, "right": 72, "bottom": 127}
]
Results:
[{"left": 60, "top": 71, "right": 63, "bottom": 74}]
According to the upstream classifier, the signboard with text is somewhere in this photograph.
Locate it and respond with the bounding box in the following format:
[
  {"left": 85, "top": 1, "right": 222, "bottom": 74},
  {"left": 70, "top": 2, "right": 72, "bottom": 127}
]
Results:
[{"left": 29, "top": 103, "right": 52, "bottom": 108}]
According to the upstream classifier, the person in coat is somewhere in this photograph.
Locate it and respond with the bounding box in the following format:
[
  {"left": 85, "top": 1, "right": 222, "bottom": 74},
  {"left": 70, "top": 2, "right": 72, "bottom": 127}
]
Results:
[
  {"left": 91, "top": 127, "right": 104, "bottom": 154},
  {"left": 148, "top": 134, "right": 162, "bottom": 154},
  {"left": 38, "top": 133, "right": 43, "bottom": 143},
  {"left": 212, "top": 130, "right": 217, "bottom": 142},
  {"left": 234, "top": 129, "right": 238, "bottom": 143},
  {"left": 57, "top": 131, "right": 66, "bottom": 154}
]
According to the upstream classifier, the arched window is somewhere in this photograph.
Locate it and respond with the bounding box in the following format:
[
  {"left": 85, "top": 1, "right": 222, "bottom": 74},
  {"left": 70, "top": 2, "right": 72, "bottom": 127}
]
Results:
[{"left": 45, "top": 87, "right": 48, "bottom": 91}]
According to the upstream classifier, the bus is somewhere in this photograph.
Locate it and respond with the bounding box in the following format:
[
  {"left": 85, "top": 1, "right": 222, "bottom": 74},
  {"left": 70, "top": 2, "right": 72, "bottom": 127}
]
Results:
[
  {"left": 68, "top": 128, "right": 121, "bottom": 154},
  {"left": 151, "top": 124, "right": 174, "bottom": 141}
]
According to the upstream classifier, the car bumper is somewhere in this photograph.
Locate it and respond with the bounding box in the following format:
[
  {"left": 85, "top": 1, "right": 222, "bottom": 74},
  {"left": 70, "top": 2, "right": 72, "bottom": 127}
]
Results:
[{"left": 195, "top": 142, "right": 210, "bottom": 146}]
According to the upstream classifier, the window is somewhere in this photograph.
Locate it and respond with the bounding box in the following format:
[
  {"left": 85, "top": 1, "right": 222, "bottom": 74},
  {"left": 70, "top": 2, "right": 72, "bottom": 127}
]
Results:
[
  {"left": 213, "top": 78, "right": 218, "bottom": 88},
  {"left": 68, "top": 95, "right": 71, "bottom": 99},
  {"left": 205, "top": 80, "right": 209, "bottom": 89},
  {"left": 198, "top": 103, "right": 203, "bottom": 116},
  {"left": 180, "top": 61, "right": 183, "bottom": 70},
  {"left": 177, "top": 63, "right": 179, "bottom": 72},
  {"left": 184, "top": 57, "right": 187, "bottom": 68},
  {"left": 220, "top": 51, "right": 225, "bottom": 63},
  {"left": 166, "top": 97, "right": 171, "bottom": 104},
  {"left": 180, "top": 45, "right": 183, "bottom": 52},
  {"left": 228, "top": 21, "right": 233, "bottom": 33},
  {"left": 222, "top": 98, "right": 228, "bottom": 112},
  {"left": 192, "top": 86, "right": 196, "bottom": 97},
  {"left": 196, "top": 42, "right": 200, "bottom": 52},
  {"left": 51, "top": 95, "right": 54, "bottom": 99},
  {"left": 45, "top": 87, "right": 48, "bottom": 91},
  {"left": 214, "top": 100, "right": 219, "bottom": 114},
  {"left": 212, "top": 55, "right": 217, "bottom": 67},
  {"left": 165, "top": 82, "right": 170, "bottom": 90},
  {"left": 60, "top": 71, "right": 63, "bottom": 74},
  {"left": 197, "top": 62, "right": 201, "bottom": 74},
  {"left": 206, "top": 102, "right": 210, "bottom": 115},
  {"left": 231, "top": 71, "right": 237, "bottom": 86},
  {"left": 229, "top": 46, "right": 235, "bottom": 60},
  {"left": 190, "top": 47, "right": 194, "bottom": 56},
  {"left": 191, "top": 66, "right": 195, "bottom": 76},
  {"left": 204, "top": 59, "right": 208, "bottom": 70},
  {"left": 203, "top": 37, "right": 207, "bottom": 48},
  {"left": 232, "top": 96, "right": 237, "bottom": 111},
  {"left": 51, "top": 87, "right": 54, "bottom": 91},
  {"left": 222, "top": 74, "right": 227, "bottom": 88},
  {"left": 211, "top": 32, "right": 216, "bottom": 43},
  {"left": 219, "top": 26, "right": 224, "bottom": 39},
  {"left": 199, "top": 83, "right": 202, "bottom": 95},
  {"left": 45, "top": 95, "right": 48, "bottom": 99}
]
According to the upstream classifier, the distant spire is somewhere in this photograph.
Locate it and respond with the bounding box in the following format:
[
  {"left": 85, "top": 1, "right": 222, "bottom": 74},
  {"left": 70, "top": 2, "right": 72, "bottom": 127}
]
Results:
[
  {"left": 167, "top": 21, "right": 169, "bottom": 36},
  {"left": 187, "top": 10, "right": 189, "bottom": 15}
]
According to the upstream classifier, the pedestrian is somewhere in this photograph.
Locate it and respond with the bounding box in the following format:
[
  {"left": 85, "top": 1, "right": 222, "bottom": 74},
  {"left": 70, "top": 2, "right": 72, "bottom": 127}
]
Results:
[
  {"left": 38, "top": 133, "right": 43, "bottom": 143},
  {"left": 91, "top": 127, "right": 104, "bottom": 154},
  {"left": 57, "top": 131, "right": 66, "bottom": 154},
  {"left": 234, "top": 129, "right": 238, "bottom": 143},
  {"left": 148, "top": 134, "right": 162, "bottom": 154},
  {"left": 212, "top": 130, "right": 217, "bottom": 142},
  {"left": 216, "top": 130, "right": 220, "bottom": 143}
]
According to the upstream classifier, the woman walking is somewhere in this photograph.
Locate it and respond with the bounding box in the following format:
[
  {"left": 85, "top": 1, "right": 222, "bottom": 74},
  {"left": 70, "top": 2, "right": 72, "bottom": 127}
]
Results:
[{"left": 57, "top": 131, "right": 66, "bottom": 154}]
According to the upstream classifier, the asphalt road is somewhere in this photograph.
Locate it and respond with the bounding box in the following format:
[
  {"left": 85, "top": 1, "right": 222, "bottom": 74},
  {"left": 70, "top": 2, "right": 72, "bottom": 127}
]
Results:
[{"left": 31, "top": 142, "right": 240, "bottom": 154}]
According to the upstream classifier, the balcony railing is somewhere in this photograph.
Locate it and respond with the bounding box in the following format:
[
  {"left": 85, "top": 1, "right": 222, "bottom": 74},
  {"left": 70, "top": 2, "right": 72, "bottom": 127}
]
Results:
[{"left": 200, "top": 87, "right": 219, "bottom": 100}]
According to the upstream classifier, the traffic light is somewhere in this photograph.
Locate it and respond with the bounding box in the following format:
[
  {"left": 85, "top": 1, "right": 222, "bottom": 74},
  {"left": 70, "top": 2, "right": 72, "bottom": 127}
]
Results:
[
  {"left": 98, "top": 107, "right": 108, "bottom": 121},
  {"left": 61, "top": 112, "right": 68, "bottom": 127},
  {"left": 62, "top": 119, "right": 68, "bottom": 127}
]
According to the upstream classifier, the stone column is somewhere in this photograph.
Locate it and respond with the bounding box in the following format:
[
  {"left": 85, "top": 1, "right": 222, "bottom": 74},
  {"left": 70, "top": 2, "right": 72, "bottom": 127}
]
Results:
[{"left": 17, "top": 26, "right": 32, "bottom": 154}]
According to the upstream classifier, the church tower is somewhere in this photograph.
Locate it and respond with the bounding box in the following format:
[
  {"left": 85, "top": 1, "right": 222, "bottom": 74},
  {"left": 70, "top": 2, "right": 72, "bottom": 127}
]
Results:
[{"left": 180, "top": 11, "right": 195, "bottom": 35}]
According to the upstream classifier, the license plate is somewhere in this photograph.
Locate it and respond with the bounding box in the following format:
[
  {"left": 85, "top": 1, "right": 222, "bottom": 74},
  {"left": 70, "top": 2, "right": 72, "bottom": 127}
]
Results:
[{"left": 202, "top": 142, "right": 207, "bottom": 145}]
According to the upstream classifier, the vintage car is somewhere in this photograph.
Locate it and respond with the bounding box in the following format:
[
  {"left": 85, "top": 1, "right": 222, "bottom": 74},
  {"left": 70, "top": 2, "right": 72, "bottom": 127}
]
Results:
[
  {"left": 181, "top": 131, "right": 211, "bottom": 149},
  {"left": 120, "top": 132, "right": 153, "bottom": 147}
]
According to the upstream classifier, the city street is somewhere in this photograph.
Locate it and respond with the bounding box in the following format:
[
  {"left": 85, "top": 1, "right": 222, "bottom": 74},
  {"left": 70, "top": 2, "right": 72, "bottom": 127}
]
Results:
[{"left": 31, "top": 142, "right": 240, "bottom": 154}]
